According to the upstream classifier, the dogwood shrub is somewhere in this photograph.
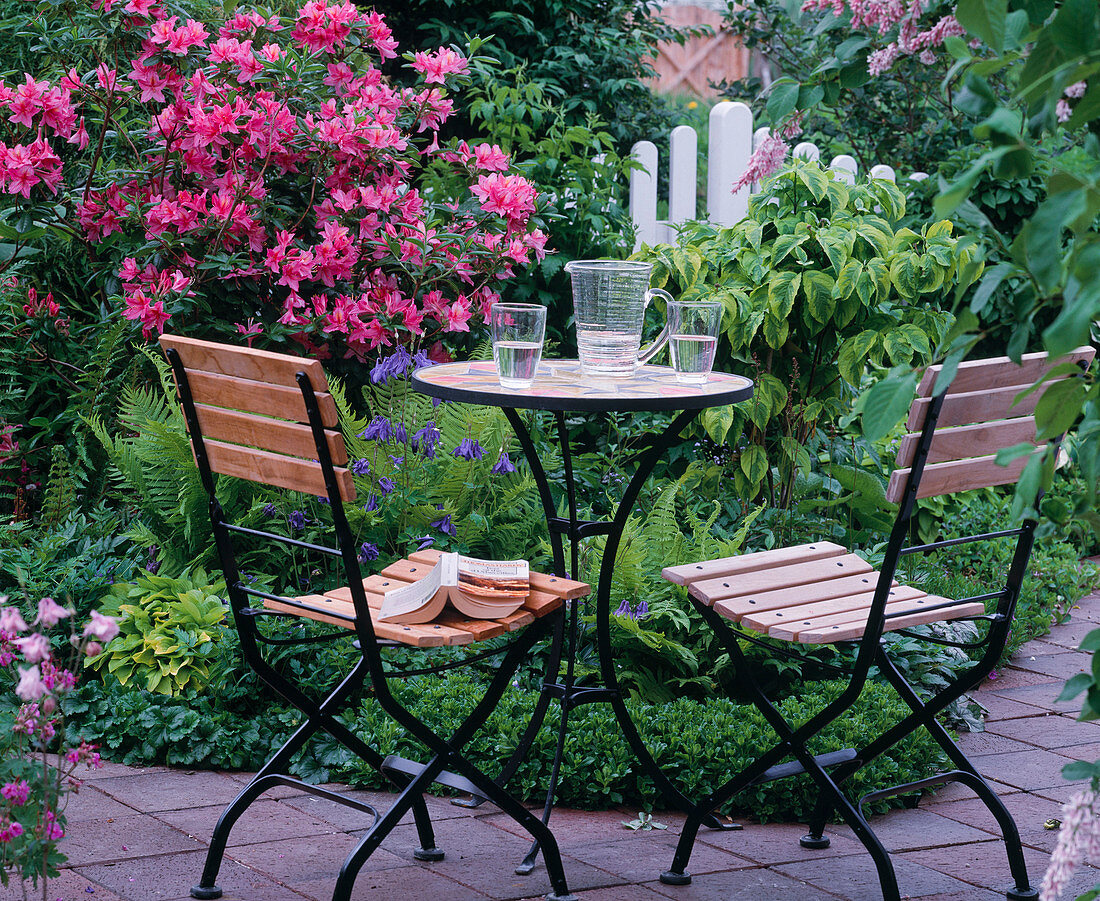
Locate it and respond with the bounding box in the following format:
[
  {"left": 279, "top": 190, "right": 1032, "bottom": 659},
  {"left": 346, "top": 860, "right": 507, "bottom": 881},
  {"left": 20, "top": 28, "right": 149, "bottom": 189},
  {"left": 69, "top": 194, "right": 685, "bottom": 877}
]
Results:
[{"left": 0, "top": 1, "right": 545, "bottom": 359}]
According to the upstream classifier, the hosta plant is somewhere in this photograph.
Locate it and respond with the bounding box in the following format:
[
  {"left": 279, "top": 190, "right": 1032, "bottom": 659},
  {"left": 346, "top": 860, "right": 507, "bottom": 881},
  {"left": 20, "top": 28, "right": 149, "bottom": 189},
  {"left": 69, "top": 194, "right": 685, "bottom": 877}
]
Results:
[
  {"left": 86, "top": 569, "right": 231, "bottom": 696},
  {"left": 634, "top": 160, "right": 979, "bottom": 506}
]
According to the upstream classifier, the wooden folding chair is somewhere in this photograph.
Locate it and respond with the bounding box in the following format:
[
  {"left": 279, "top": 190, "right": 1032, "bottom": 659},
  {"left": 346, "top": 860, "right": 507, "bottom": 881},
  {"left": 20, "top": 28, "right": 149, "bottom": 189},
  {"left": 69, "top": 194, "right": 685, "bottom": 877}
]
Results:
[
  {"left": 658, "top": 347, "right": 1095, "bottom": 901},
  {"left": 160, "top": 335, "right": 585, "bottom": 901}
]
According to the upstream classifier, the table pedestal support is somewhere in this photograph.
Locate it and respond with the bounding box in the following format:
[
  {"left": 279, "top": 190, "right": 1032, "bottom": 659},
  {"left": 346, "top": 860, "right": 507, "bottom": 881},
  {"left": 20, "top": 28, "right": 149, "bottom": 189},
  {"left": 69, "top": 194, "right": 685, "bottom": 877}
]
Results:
[{"left": 477, "top": 407, "right": 739, "bottom": 872}]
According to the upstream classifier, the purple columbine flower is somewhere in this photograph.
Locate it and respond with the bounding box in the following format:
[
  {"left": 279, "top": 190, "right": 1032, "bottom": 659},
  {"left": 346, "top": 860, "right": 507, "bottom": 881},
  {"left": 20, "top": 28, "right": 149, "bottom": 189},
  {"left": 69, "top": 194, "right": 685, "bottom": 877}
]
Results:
[
  {"left": 370, "top": 346, "right": 412, "bottom": 385},
  {"left": 491, "top": 451, "right": 516, "bottom": 475},
  {"left": 316, "top": 495, "right": 330, "bottom": 505},
  {"left": 262, "top": 503, "right": 278, "bottom": 517},
  {"left": 389, "top": 455, "right": 404, "bottom": 467},
  {"left": 363, "top": 494, "right": 379, "bottom": 512},
  {"left": 412, "top": 422, "right": 441, "bottom": 459},
  {"left": 614, "top": 599, "right": 634, "bottom": 619},
  {"left": 351, "top": 458, "right": 371, "bottom": 476},
  {"left": 453, "top": 437, "right": 484, "bottom": 461},
  {"left": 358, "top": 542, "right": 380, "bottom": 563},
  {"left": 378, "top": 477, "right": 395, "bottom": 495},
  {"left": 416, "top": 535, "right": 434, "bottom": 550},
  {"left": 360, "top": 416, "right": 394, "bottom": 442},
  {"left": 287, "top": 510, "right": 307, "bottom": 531},
  {"left": 412, "top": 349, "right": 433, "bottom": 370},
  {"left": 635, "top": 599, "right": 649, "bottom": 619},
  {"left": 394, "top": 421, "right": 408, "bottom": 444},
  {"left": 431, "top": 514, "right": 457, "bottom": 537}
]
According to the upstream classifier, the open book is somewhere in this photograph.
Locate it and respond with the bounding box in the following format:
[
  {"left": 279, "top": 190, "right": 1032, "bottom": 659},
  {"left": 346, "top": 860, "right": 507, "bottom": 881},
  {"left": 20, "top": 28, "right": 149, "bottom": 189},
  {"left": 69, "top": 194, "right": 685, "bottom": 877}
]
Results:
[{"left": 378, "top": 553, "right": 530, "bottom": 623}]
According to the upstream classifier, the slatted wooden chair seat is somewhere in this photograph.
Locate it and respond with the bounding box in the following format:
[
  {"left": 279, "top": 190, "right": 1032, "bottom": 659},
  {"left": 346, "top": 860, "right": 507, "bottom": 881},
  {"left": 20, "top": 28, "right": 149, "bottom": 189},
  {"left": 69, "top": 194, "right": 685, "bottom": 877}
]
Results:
[
  {"left": 267, "top": 548, "right": 589, "bottom": 647},
  {"left": 655, "top": 347, "right": 1095, "bottom": 901},
  {"left": 159, "top": 334, "right": 582, "bottom": 901}
]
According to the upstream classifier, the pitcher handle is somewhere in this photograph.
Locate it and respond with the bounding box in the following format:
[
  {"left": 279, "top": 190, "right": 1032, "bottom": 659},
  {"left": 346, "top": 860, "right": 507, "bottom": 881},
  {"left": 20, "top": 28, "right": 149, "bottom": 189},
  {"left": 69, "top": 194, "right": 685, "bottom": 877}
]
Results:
[{"left": 637, "top": 288, "right": 673, "bottom": 365}]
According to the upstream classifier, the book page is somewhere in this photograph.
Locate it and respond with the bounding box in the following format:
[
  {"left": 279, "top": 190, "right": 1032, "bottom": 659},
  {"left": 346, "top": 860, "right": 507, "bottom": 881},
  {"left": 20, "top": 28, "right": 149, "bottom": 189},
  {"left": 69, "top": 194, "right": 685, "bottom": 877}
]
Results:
[
  {"left": 378, "top": 559, "right": 444, "bottom": 621},
  {"left": 457, "top": 555, "right": 529, "bottom": 600}
]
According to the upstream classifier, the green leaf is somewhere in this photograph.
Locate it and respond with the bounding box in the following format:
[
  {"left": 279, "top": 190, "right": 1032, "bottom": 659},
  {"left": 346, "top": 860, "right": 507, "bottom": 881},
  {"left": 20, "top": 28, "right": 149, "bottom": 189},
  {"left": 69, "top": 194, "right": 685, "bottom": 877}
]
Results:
[
  {"left": 859, "top": 371, "right": 919, "bottom": 442},
  {"left": 701, "top": 405, "right": 736, "bottom": 444},
  {"left": 837, "top": 330, "right": 879, "bottom": 386},
  {"left": 802, "top": 270, "right": 836, "bottom": 323},
  {"left": 762, "top": 312, "right": 790, "bottom": 349},
  {"left": 796, "top": 164, "right": 829, "bottom": 201},
  {"left": 767, "top": 271, "right": 801, "bottom": 319},
  {"left": 1034, "top": 377, "right": 1087, "bottom": 439},
  {"left": 1059, "top": 672, "right": 1094, "bottom": 700},
  {"left": 836, "top": 260, "right": 862, "bottom": 299},
  {"left": 739, "top": 444, "right": 768, "bottom": 485},
  {"left": 957, "top": 0, "right": 1009, "bottom": 53},
  {"left": 1079, "top": 630, "right": 1100, "bottom": 653},
  {"left": 766, "top": 78, "right": 801, "bottom": 122}
]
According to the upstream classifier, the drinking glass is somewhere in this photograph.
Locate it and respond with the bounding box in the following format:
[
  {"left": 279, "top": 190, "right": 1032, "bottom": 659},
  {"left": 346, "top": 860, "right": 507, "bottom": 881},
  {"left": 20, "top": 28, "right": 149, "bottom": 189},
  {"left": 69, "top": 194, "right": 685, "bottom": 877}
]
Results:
[
  {"left": 667, "top": 300, "right": 722, "bottom": 385},
  {"left": 490, "top": 303, "right": 546, "bottom": 389}
]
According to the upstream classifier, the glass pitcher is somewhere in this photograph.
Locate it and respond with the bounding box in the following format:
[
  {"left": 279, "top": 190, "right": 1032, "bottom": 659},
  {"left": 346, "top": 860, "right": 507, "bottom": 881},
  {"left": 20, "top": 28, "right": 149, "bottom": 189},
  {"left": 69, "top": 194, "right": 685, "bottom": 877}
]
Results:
[{"left": 564, "top": 260, "right": 671, "bottom": 378}]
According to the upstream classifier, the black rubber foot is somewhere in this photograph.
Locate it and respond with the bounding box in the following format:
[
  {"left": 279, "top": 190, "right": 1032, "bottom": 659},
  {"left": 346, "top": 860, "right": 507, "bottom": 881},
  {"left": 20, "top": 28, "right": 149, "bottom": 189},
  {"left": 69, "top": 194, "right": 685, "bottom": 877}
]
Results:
[
  {"left": 414, "top": 847, "right": 445, "bottom": 862},
  {"left": 660, "top": 871, "right": 693, "bottom": 886},
  {"left": 545, "top": 893, "right": 579, "bottom": 901},
  {"left": 1006, "top": 887, "right": 1039, "bottom": 901},
  {"left": 450, "top": 794, "right": 485, "bottom": 809},
  {"left": 800, "top": 833, "right": 831, "bottom": 849},
  {"left": 190, "top": 886, "right": 223, "bottom": 899},
  {"left": 515, "top": 860, "right": 537, "bottom": 876}
]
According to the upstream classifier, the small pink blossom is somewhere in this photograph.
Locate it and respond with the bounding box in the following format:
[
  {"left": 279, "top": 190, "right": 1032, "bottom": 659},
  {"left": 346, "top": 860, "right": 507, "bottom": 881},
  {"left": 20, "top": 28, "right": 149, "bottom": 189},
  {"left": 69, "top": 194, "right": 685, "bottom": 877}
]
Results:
[
  {"left": 1065, "top": 81, "right": 1087, "bottom": 99},
  {"left": 83, "top": 611, "right": 120, "bottom": 643},
  {"left": 14, "top": 665, "right": 47, "bottom": 701},
  {"left": 34, "top": 597, "right": 70, "bottom": 627},
  {"left": 15, "top": 633, "right": 51, "bottom": 664},
  {"left": 1056, "top": 99, "right": 1072, "bottom": 123},
  {"left": 1, "top": 780, "right": 29, "bottom": 806},
  {"left": 0, "top": 607, "right": 28, "bottom": 634},
  {"left": 410, "top": 47, "right": 469, "bottom": 85},
  {"left": 732, "top": 132, "right": 789, "bottom": 194}
]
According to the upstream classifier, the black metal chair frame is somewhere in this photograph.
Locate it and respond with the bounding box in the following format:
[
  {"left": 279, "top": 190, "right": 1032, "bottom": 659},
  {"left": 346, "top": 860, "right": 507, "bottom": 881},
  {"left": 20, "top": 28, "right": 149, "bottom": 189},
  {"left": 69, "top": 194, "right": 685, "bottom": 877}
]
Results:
[
  {"left": 659, "top": 386, "right": 1048, "bottom": 901},
  {"left": 165, "top": 348, "right": 579, "bottom": 901}
]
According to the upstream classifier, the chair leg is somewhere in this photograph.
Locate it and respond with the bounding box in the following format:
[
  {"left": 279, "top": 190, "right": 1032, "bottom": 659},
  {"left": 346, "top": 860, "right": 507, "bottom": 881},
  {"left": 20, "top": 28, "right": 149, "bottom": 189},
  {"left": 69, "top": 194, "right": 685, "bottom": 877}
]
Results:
[
  {"left": 874, "top": 653, "right": 1038, "bottom": 900},
  {"left": 800, "top": 792, "right": 833, "bottom": 849}
]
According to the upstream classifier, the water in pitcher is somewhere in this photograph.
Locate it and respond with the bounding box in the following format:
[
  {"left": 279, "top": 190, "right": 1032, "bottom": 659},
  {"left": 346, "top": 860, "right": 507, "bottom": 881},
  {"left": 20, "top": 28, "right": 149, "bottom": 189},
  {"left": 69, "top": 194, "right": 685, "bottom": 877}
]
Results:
[
  {"left": 669, "top": 334, "right": 717, "bottom": 384},
  {"left": 575, "top": 330, "right": 643, "bottom": 378},
  {"left": 493, "top": 340, "right": 542, "bottom": 388}
]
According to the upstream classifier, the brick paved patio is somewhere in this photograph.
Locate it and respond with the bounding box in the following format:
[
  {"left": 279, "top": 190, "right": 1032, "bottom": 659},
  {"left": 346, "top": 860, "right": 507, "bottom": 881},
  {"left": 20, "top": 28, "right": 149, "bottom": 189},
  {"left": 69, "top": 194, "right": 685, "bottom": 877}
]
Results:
[{"left": 9, "top": 584, "right": 1100, "bottom": 901}]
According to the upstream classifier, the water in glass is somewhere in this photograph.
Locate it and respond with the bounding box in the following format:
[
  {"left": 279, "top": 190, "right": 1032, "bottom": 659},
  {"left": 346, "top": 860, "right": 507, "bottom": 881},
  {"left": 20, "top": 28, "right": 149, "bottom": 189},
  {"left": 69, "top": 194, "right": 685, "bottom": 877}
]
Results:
[
  {"left": 494, "top": 340, "right": 542, "bottom": 389},
  {"left": 669, "top": 334, "right": 717, "bottom": 384}
]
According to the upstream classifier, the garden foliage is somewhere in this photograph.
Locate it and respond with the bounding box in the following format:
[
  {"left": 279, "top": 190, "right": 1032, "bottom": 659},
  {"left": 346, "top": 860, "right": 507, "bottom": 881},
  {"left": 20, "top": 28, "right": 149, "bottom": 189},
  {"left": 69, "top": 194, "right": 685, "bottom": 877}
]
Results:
[{"left": 635, "top": 161, "right": 968, "bottom": 506}]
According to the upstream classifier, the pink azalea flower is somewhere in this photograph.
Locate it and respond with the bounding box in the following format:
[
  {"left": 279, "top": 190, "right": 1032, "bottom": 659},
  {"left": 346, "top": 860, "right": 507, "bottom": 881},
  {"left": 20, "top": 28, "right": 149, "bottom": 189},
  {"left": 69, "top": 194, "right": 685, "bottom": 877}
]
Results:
[{"left": 15, "top": 633, "right": 51, "bottom": 664}]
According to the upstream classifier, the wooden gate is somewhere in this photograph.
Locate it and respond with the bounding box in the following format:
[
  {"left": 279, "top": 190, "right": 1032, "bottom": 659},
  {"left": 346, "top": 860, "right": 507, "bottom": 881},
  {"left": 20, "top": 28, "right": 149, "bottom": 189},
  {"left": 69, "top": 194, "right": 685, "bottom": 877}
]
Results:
[{"left": 650, "top": 3, "right": 749, "bottom": 97}]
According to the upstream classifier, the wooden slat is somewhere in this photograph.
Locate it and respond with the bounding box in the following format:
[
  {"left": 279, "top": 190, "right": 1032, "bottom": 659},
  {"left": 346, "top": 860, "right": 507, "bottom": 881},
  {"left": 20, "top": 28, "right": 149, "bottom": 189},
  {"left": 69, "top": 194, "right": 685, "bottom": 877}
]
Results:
[
  {"left": 917, "top": 347, "right": 1095, "bottom": 397},
  {"left": 408, "top": 549, "right": 591, "bottom": 599},
  {"left": 689, "top": 554, "right": 873, "bottom": 606},
  {"left": 204, "top": 439, "right": 355, "bottom": 501},
  {"left": 794, "top": 599, "right": 986, "bottom": 644},
  {"left": 886, "top": 450, "right": 1038, "bottom": 504},
  {"left": 713, "top": 572, "right": 896, "bottom": 622},
  {"left": 193, "top": 404, "right": 348, "bottom": 465},
  {"left": 662, "top": 542, "right": 846, "bottom": 588},
  {"left": 160, "top": 334, "right": 329, "bottom": 394},
  {"left": 185, "top": 369, "right": 338, "bottom": 427},
  {"left": 905, "top": 380, "right": 1065, "bottom": 431},
  {"left": 739, "top": 584, "right": 926, "bottom": 635},
  {"left": 894, "top": 417, "right": 1038, "bottom": 469},
  {"left": 263, "top": 594, "right": 355, "bottom": 629}
]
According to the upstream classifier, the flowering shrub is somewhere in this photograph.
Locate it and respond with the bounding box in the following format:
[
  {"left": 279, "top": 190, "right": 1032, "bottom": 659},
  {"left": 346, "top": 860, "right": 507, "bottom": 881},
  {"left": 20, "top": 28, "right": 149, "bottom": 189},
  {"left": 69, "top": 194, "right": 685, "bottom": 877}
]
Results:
[
  {"left": 0, "top": 597, "right": 118, "bottom": 891},
  {"left": 0, "top": 1, "right": 545, "bottom": 360}
]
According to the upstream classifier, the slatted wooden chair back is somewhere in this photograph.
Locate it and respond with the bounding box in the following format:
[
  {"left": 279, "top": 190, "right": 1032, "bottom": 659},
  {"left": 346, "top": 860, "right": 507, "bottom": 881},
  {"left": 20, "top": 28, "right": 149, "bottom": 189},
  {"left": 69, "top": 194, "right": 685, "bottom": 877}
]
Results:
[
  {"left": 886, "top": 347, "right": 1095, "bottom": 504},
  {"left": 160, "top": 334, "right": 355, "bottom": 502}
]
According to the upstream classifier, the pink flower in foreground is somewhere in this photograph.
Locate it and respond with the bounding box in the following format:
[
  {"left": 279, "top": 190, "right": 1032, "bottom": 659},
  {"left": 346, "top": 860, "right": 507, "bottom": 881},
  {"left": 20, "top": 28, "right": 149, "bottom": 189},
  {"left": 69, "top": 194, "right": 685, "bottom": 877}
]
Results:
[
  {"left": 471, "top": 173, "right": 537, "bottom": 221},
  {"left": 1, "top": 780, "right": 29, "bottom": 807},
  {"left": 1041, "top": 788, "right": 1100, "bottom": 900},
  {"left": 732, "top": 132, "right": 790, "bottom": 194},
  {"left": 0, "top": 820, "right": 24, "bottom": 842},
  {"left": 472, "top": 143, "right": 509, "bottom": 172},
  {"left": 1056, "top": 99, "right": 1072, "bottom": 123},
  {"left": 1065, "top": 81, "right": 1087, "bottom": 99},
  {"left": 0, "top": 607, "right": 28, "bottom": 634},
  {"left": 34, "top": 597, "right": 70, "bottom": 627},
  {"left": 14, "top": 665, "right": 47, "bottom": 701},
  {"left": 14, "top": 633, "right": 51, "bottom": 664},
  {"left": 83, "top": 611, "right": 120, "bottom": 643}
]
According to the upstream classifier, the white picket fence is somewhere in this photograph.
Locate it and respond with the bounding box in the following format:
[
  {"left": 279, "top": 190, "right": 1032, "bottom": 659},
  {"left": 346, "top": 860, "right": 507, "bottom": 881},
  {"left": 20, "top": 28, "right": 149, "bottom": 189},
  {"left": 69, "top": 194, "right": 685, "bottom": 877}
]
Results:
[{"left": 629, "top": 100, "right": 929, "bottom": 249}]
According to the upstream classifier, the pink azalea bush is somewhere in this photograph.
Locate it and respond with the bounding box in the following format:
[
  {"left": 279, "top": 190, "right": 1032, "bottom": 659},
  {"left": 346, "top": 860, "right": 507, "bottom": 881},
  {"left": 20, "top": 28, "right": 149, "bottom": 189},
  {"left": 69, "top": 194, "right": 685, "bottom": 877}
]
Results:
[
  {"left": 0, "top": 1, "right": 545, "bottom": 360},
  {"left": 0, "top": 597, "right": 118, "bottom": 893}
]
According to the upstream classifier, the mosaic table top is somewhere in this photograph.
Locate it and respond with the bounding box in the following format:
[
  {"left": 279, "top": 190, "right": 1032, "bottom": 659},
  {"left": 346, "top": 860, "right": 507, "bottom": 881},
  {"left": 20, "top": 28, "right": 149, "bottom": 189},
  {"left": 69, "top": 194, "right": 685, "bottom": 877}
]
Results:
[{"left": 412, "top": 359, "right": 753, "bottom": 413}]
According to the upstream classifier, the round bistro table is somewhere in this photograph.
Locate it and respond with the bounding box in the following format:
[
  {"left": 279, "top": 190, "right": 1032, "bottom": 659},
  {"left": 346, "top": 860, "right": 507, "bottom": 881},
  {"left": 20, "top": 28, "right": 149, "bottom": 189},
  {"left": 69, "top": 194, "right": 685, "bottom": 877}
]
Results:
[{"left": 412, "top": 359, "right": 754, "bottom": 872}]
